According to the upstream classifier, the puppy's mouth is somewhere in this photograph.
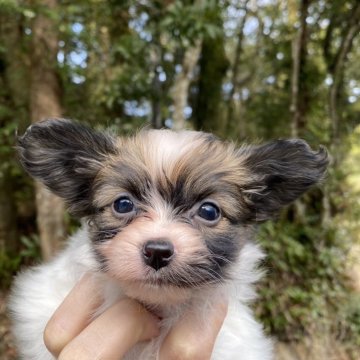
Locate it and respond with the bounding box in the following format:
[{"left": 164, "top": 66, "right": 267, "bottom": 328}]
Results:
[{"left": 141, "top": 263, "right": 224, "bottom": 289}]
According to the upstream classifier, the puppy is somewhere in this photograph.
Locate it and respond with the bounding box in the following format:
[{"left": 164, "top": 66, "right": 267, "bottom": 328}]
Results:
[{"left": 9, "top": 119, "right": 328, "bottom": 359}]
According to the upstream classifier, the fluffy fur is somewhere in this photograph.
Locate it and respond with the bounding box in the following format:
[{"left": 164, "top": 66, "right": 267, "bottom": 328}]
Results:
[{"left": 9, "top": 119, "right": 328, "bottom": 359}]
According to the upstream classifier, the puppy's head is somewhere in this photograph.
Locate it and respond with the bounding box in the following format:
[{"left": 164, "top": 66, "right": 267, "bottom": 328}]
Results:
[{"left": 18, "top": 119, "right": 328, "bottom": 304}]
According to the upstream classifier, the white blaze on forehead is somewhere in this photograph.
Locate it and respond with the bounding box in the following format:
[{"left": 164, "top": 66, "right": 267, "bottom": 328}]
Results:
[
  {"left": 145, "top": 191, "right": 174, "bottom": 223},
  {"left": 140, "top": 129, "right": 203, "bottom": 175}
]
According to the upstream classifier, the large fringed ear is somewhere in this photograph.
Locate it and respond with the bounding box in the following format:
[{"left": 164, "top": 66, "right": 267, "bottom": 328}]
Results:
[
  {"left": 17, "top": 118, "right": 118, "bottom": 216},
  {"left": 238, "top": 139, "right": 329, "bottom": 222}
]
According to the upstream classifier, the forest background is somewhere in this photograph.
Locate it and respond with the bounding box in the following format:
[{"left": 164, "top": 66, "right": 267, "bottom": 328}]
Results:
[{"left": 0, "top": 0, "right": 359, "bottom": 359}]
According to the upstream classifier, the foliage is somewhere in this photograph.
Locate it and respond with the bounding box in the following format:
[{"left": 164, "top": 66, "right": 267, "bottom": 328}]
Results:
[
  {"left": 0, "top": 250, "right": 21, "bottom": 289},
  {"left": 256, "top": 220, "right": 356, "bottom": 338},
  {"left": 0, "top": 0, "right": 360, "bottom": 354},
  {"left": 18, "top": 234, "right": 41, "bottom": 261},
  {"left": 0, "top": 235, "right": 41, "bottom": 288},
  {"left": 159, "top": 0, "right": 222, "bottom": 46}
]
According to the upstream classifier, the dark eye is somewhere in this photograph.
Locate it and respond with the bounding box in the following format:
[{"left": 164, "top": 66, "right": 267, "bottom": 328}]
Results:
[
  {"left": 113, "top": 197, "right": 134, "bottom": 214},
  {"left": 197, "top": 202, "right": 220, "bottom": 222}
]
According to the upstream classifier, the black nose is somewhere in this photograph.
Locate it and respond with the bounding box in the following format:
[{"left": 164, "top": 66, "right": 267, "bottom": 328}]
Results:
[{"left": 142, "top": 240, "right": 174, "bottom": 271}]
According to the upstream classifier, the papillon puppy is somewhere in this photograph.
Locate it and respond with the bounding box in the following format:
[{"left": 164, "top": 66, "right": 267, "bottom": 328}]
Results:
[{"left": 9, "top": 119, "right": 328, "bottom": 359}]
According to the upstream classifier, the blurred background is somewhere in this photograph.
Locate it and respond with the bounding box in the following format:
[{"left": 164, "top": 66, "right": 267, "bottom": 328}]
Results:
[{"left": 0, "top": 0, "right": 359, "bottom": 359}]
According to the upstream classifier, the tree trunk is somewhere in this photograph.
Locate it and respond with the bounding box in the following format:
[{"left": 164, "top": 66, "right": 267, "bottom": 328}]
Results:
[
  {"left": 289, "top": 0, "right": 310, "bottom": 138},
  {"left": 328, "top": 4, "right": 360, "bottom": 144},
  {"left": 0, "top": 162, "right": 18, "bottom": 253},
  {"left": 151, "top": 63, "right": 163, "bottom": 130},
  {"left": 193, "top": 30, "right": 229, "bottom": 134},
  {"left": 0, "top": 12, "right": 31, "bottom": 253},
  {"left": 288, "top": 0, "right": 311, "bottom": 222},
  {"left": 322, "top": 3, "right": 360, "bottom": 227},
  {"left": 226, "top": 0, "right": 250, "bottom": 135},
  {"left": 150, "top": 31, "right": 163, "bottom": 129},
  {"left": 171, "top": 40, "right": 202, "bottom": 130},
  {"left": 30, "top": 0, "right": 66, "bottom": 260}
]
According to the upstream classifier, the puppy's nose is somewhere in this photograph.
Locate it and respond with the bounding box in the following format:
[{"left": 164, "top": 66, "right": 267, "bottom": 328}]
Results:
[{"left": 142, "top": 239, "right": 174, "bottom": 271}]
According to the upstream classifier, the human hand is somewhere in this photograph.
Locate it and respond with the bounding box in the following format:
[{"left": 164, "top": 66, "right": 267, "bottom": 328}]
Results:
[
  {"left": 44, "top": 274, "right": 227, "bottom": 360},
  {"left": 44, "top": 273, "right": 159, "bottom": 360},
  {"left": 159, "top": 297, "right": 228, "bottom": 360}
]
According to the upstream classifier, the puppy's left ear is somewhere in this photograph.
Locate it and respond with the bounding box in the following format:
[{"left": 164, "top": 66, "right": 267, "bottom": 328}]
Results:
[{"left": 238, "top": 139, "right": 329, "bottom": 221}]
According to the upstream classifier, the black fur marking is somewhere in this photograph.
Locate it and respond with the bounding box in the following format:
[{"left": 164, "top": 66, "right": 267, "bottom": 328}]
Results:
[
  {"left": 160, "top": 256, "right": 235, "bottom": 288},
  {"left": 150, "top": 230, "right": 242, "bottom": 288},
  {"left": 204, "top": 230, "right": 241, "bottom": 269},
  {"left": 156, "top": 169, "right": 237, "bottom": 216},
  {"left": 92, "top": 247, "right": 108, "bottom": 272},
  {"left": 240, "top": 139, "right": 329, "bottom": 221},
  {"left": 172, "top": 263, "right": 225, "bottom": 287},
  {"left": 106, "top": 162, "right": 152, "bottom": 203},
  {"left": 147, "top": 262, "right": 225, "bottom": 288},
  {"left": 90, "top": 225, "right": 121, "bottom": 271},
  {"left": 156, "top": 172, "right": 218, "bottom": 213},
  {"left": 17, "top": 119, "right": 118, "bottom": 217},
  {"left": 91, "top": 227, "right": 120, "bottom": 244}
]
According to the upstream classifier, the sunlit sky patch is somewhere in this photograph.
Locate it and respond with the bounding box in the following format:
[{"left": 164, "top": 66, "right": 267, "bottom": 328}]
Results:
[{"left": 124, "top": 100, "right": 151, "bottom": 117}]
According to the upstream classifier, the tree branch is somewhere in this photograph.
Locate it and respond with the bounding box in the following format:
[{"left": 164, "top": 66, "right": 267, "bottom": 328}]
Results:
[{"left": 329, "top": 3, "right": 360, "bottom": 142}]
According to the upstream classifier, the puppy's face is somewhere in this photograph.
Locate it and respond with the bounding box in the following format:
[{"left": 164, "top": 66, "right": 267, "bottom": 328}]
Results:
[
  {"left": 18, "top": 119, "right": 328, "bottom": 304},
  {"left": 89, "top": 131, "right": 250, "bottom": 303}
]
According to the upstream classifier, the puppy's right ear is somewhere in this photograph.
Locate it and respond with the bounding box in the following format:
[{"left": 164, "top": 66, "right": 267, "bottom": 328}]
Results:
[{"left": 17, "top": 119, "right": 118, "bottom": 216}]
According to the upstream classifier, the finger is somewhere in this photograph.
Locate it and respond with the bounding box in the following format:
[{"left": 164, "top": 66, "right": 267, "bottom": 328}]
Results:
[
  {"left": 44, "top": 273, "right": 103, "bottom": 357},
  {"left": 159, "top": 299, "right": 228, "bottom": 360},
  {"left": 58, "top": 298, "right": 160, "bottom": 360}
]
